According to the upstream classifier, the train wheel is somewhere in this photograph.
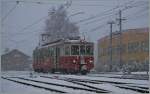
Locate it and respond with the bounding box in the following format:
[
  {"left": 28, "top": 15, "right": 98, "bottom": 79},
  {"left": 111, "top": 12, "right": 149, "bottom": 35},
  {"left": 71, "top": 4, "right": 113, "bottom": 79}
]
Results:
[
  {"left": 51, "top": 69, "right": 55, "bottom": 73},
  {"left": 81, "top": 70, "right": 87, "bottom": 75}
]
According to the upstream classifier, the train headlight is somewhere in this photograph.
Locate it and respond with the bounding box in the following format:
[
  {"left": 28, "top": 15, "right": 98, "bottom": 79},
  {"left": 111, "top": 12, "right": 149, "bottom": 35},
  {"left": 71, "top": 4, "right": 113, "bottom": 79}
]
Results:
[
  {"left": 89, "top": 60, "right": 93, "bottom": 63},
  {"left": 73, "top": 60, "right": 76, "bottom": 63}
]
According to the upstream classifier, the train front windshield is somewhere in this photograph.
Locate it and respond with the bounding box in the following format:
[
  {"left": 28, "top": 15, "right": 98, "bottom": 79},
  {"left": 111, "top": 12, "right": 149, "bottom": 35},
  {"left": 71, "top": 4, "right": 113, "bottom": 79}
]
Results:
[
  {"left": 86, "top": 45, "right": 93, "bottom": 55},
  {"left": 71, "top": 44, "right": 93, "bottom": 55},
  {"left": 71, "top": 45, "right": 79, "bottom": 55}
]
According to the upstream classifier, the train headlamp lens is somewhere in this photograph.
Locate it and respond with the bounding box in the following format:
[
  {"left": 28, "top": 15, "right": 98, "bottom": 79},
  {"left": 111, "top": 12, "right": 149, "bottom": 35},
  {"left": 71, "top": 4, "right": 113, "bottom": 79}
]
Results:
[{"left": 73, "top": 60, "right": 76, "bottom": 63}]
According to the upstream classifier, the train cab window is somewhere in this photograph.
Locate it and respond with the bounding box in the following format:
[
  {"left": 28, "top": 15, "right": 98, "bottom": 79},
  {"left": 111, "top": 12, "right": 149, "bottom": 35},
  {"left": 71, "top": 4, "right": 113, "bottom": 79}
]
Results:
[
  {"left": 71, "top": 45, "right": 79, "bottom": 55},
  {"left": 45, "top": 48, "right": 49, "bottom": 57},
  {"left": 65, "top": 46, "right": 70, "bottom": 55},
  {"left": 86, "top": 45, "right": 93, "bottom": 55},
  {"left": 80, "top": 45, "right": 85, "bottom": 55}
]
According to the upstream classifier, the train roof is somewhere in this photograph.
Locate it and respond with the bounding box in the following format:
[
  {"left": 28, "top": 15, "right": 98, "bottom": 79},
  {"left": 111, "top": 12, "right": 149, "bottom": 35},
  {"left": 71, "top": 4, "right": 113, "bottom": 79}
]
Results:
[{"left": 36, "top": 39, "right": 93, "bottom": 49}]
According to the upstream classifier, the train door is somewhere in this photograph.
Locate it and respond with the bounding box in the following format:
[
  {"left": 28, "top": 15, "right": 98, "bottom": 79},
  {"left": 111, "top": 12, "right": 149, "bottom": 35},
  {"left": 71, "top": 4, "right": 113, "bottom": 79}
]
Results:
[{"left": 55, "top": 47, "right": 60, "bottom": 71}]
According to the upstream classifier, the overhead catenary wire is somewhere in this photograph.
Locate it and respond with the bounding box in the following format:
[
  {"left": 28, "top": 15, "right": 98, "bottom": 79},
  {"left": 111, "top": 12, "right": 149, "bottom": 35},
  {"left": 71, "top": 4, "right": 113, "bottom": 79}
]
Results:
[
  {"left": 124, "top": 7, "right": 148, "bottom": 24},
  {"left": 2, "top": 0, "right": 148, "bottom": 42},
  {"left": 4, "top": 0, "right": 147, "bottom": 36},
  {"left": 13, "top": 15, "right": 48, "bottom": 35},
  {"left": 84, "top": 2, "right": 148, "bottom": 26},
  {"left": 74, "top": 0, "right": 136, "bottom": 24},
  {"left": 5, "top": 11, "right": 84, "bottom": 36},
  {"left": 2, "top": 1, "right": 19, "bottom": 22},
  {"left": 83, "top": 22, "right": 108, "bottom": 34},
  {"left": 2, "top": 0, "right": 137, "bottom": 36},
  {"left": 125, "top": 6, "right": 148, "bottom": 19},
  {"left": 4, "top": 29, "right": 41, "bottom": 44},
  {"left": 5, "top": 0, "right": 146, "bottom": 37},
  {"left": 2, "top": 0, "right": 72, "bottom": 36},
  {"left": 76, "top": 0, "right": 148, "bottom": 25},
  {"left": 2, "top": 0, "right": 119, "bottom": 7},
  {"left": 81, "top": 1, "right": 148, "bottom": 34}
]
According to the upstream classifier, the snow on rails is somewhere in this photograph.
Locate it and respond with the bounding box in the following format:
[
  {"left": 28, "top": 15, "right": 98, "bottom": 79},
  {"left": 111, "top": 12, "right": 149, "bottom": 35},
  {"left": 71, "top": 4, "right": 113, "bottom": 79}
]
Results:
[{"left": 1, "top": 74, "right": 149, "bottom": 94}]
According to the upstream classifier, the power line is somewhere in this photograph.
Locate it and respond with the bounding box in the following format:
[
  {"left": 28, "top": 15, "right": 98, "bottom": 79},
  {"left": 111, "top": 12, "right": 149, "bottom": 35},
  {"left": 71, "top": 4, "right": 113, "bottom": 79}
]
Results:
[
  {"left": 4, "top": 29, "right": 41, "bottom": 44},
  {"left": 84, "top": 12, "right": 115, "bottom": 25},
  {"left": 2, "top": 1, "right": 19, "bottom": 22},
  {"left": 75, "top": 6, "right": 119, "bottom": 24},
  {"left": 85, "top": 22, "right": 107, "bottom": 33},
  {"left": 80, "top": 0, "right": 148, "bottom": 34},
  {"left": 74, "top": 0, "right": 134, "bottom": 24},
  {"left": 2, "top": 1, "right": 72, "bottom": 36},
  {"left": 125, "top": 8, "right": 148, "bottom": 24},
  {"left": 85, "top": 5, "right": 148, "bottom": 35},
  {"left": 7, "top": 11, "right": 84, "bottom": 36},
  {"left": 76, "top": 0, "right": 148, "bottom": 25},
  {"left": 81, "top": 1, "right": 147, "bottom": 35},
  {"left": 2, "top": 0, "right": 136, "bottom": 35},
  {"left": 3, "top": 0, "right": 147, "bottom": 37},
  {"left": 12, "top": 16, "right": 48, "bottom": 35},
  {"left": 2, "top": 0, "right": 59, "bottom": 4},
  {"left": 125, "top": 6, "right": 148, "bottom": 19},
  {"left": 80, "top": 0, "right": 147, "bottom": 25}
]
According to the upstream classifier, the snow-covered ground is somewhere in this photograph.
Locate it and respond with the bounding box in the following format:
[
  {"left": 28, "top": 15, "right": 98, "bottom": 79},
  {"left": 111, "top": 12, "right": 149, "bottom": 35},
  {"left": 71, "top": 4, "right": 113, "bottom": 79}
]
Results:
[
  {"left": 1, "top": 78, "right": 58, "bottom": 94},
  {"left": 1, "top": 71, "right": 149, "bottom": 94},
  {"left": 55, "top": 74, "right": 149, "bottom": 85}
]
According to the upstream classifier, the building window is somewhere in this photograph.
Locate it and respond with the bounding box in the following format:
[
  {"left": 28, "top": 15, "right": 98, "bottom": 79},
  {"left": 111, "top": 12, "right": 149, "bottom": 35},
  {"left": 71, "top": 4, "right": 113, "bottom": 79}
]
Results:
[
  {"left": 121, "top": 44, "right": 126, "bottom": 53},
  {"left": 100, "top": 48, "right": 104, "bottom": 56},
  {"left": 134, "top": 42, "right": 140, "bottom": 52},
  {"left": 114, "top": 45, "right": 120, "bottom": 54},
  {"left": 128, "top": 42, "right": 140, "bottom": 53},
  {"left": 141, "top": 40, "right": 149, "bottom": 52},
  {"left": 128, "top": 42, "right": 139, "bottom": 53}
]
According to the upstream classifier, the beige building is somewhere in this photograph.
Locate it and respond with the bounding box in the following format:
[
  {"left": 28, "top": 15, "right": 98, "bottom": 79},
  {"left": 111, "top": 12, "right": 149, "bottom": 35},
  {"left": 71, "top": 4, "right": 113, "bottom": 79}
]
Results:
[{"left": 97, "top": 28, "right": 149, "bottom": 72}]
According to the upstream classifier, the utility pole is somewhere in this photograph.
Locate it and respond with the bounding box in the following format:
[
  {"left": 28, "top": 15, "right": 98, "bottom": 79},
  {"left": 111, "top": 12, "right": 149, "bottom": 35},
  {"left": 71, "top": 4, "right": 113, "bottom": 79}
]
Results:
[
  {"left": 116, "top": 10, "right": 126, "bottom": 69},
  {"left": 108, "top": 21, "right": 115, "bottom": 71}
]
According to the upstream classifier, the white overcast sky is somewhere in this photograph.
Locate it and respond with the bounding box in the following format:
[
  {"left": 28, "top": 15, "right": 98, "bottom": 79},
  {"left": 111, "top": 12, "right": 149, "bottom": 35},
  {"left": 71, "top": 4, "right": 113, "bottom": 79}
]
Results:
[{"left": 1, "top": 0, "right": 149, "bottom": 56}]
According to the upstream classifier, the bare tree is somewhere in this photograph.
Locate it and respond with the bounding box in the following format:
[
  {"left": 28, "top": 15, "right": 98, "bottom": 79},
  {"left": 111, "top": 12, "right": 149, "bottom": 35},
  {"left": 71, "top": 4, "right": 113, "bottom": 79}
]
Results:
[{"left": 43, "top": 5, "right": 79, "bottom": 44}]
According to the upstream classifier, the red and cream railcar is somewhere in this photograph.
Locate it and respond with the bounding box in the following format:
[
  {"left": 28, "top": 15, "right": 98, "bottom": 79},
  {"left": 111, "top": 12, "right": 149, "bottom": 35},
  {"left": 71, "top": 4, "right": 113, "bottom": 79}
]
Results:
[{"left": 33, "top": 39, "right": 94, "bottom": 74}]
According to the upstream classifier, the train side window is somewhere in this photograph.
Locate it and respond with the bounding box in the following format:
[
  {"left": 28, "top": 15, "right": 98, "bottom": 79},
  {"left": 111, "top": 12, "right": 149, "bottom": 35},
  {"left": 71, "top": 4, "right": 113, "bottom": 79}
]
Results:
[
  {"left": 80, "top": 45, "right": 85, "bottom": 55},
  {"left": 86, "top": 45, "right": 93, "bottom": 55},
  {"left": 46, "top": 48, "right": 49, "bottom": 57},
  {"left": 60, "top": 46, "right": 64, "bottom": 56},
  {"left": 71, "top": 45, "right": 79, "bottom": 55},
  {"left": 65, "top": 46, "right": 70, "bottom": 55},
  {"left": 33, "top": 50, "right": 37, "bottom": 63},
  {"left": 48, "top": 47, "right": 54, "bottom": 56}
]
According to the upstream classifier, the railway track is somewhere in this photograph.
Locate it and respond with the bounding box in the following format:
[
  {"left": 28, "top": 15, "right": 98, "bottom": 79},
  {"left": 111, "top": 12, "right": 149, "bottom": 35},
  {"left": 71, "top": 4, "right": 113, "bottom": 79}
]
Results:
[
  {"left": 40, "top": 75, "right": 102, "bottom": 84},
  {"left": 2, "top": 76, "right": 109, "bottom": 93},
  {"left": 87, "top": 74, "right": 149, "bottom": 80},
  {"left": 41, "top": 75, "right": 149, "bottom": 93},
  {"left": 17, "top": 77, "right": 109, "bottom": 93},
  {"left": 114, "top": 84, "right": 149, "bottom": 93},
  {"left": 40, "top": 76, "right": 110, "bottom": 92},
  {"left": 1, "top": 76, "right": 66, "bottom": 93}
]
